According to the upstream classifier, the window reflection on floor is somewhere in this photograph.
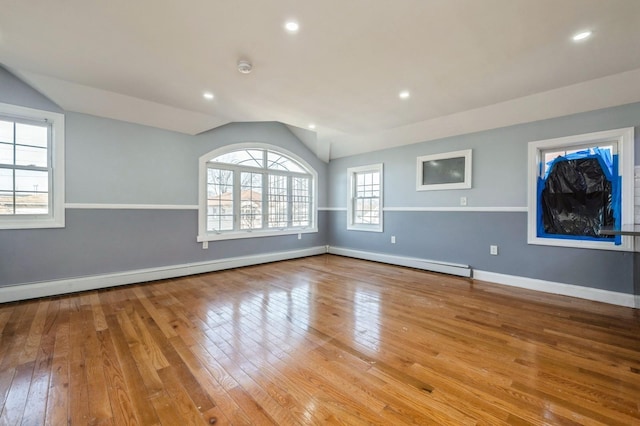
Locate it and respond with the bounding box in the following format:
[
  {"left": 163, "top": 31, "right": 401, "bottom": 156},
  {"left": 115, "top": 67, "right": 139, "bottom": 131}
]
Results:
[{"left": 354, "top": 289, "right": 381, "bottom": 352}]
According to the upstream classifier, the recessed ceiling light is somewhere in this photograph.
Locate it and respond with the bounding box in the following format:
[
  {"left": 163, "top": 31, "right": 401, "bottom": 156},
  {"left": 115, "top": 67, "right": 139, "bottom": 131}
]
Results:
[
  {"left": 399, "top": 90, "right": 410, "bottom": 99},
  {"left": 285, "top": 21, "right": 299, "bottom": 33},
  {"left": 572, "top": 30, "right": 592, "bottom": 41},
  {"left": 203, "top": 92, "right": 214, "bottom": 100},
  {"left": 308, "top": 124, "right": 316, "bottom": 130}
]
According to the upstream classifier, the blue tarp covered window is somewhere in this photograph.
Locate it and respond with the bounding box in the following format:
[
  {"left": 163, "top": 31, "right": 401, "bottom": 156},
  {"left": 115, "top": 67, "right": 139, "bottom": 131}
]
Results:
[{"left": 537, "top": 145, "right": 621, "bottom": 245}]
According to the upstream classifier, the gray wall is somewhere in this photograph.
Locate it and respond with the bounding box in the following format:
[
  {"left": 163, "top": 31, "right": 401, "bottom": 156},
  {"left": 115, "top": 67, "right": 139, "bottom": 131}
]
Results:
[
  {"left": 0, "top": 65, "right": 62, "bottom": 112},
  {"left": 329, "top": 103, "right": 640, "bottom": 209},
  {"left": 0, "top": 67, "right": 329, "bottom": 287},
  {"left": 327, "top": 102, "right": 640, "bottom": 295},
  {"left": 1, "top": 209, "right": 328, "bottom": 285},
  {"left": 67, "top": 114, "right": 328, "bottom": 207},
  {"left": 1, "top": 63, "right": 638, "bottom": 296}
]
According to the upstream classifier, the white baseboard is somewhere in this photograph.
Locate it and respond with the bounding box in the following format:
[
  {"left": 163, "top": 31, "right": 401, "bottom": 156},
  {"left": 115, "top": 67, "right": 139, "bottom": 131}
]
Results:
[
  {"left": 0, "top": 246, "right": 327, "bottom": 304},
  {"left": 473, "top": 270, "right": 637, "bottom": 308},
  {"left": 328, "top": 246, "right": 472, "bottom": 278},
  {"left": 328, "top": 246, "right": 635, "bottom": 308},
  {"left": 2, "top": 245, "right": 636, "bottom": 309}
]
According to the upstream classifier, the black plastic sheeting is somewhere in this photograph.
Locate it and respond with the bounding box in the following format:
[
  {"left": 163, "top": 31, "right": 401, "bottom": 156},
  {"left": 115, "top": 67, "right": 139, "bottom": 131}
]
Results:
[{"left": 541, "top": 157, "right": 614, "bottom": 238}]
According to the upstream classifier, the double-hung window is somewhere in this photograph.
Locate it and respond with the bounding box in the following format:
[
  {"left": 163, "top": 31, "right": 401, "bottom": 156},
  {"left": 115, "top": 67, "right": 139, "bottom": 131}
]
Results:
[
  {"left": 198, "top": 145, "right": 317, "bottom": 242},
  {"left": 0, "top": 103, "right": 64, "bottom": 229},
  {"left": 347, "top": 163, "right": 383, "bottom": 232}
]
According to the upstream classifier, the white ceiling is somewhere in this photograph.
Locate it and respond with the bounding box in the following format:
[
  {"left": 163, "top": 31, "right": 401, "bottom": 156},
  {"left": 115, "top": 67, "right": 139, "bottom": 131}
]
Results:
[{"left": 1, "top": 0, "right": 639, "bottom": 161}]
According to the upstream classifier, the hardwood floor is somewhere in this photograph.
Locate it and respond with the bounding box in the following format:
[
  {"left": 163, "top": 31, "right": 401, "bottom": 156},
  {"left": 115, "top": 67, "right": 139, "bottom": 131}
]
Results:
[{"left": 0, "top": 254, "right": 638, "bottom": 425}]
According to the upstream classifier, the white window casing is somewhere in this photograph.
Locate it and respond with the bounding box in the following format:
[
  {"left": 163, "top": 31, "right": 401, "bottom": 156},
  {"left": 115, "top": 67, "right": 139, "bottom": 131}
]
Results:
[
  {"left": 197, "top": 143, "right": 318, "bottom": 242},
  {"left": 0, "top": 103, "right": 65, "bottom": 229},
  {"left": 347, "top": 163, "right": 383, "bottom": 232},
  {"left": 527, "top": 127, "right": 634, "bottom": 251}
]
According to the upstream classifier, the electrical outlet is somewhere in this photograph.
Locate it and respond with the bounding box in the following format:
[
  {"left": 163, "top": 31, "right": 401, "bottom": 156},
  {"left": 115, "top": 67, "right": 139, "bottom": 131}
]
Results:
[
  {"left": 297, "top": 233, "right": 302, "bottom": 240},
  {"left": 490, "top": 245, "right": 498, "bottom": 255},
  {"left": 202, "top": 241, "right": 208, "bottom": 249},
  {"left": 391, "top": 236, "right": 396, "bottom": 244},
  {"left": 460, "top": 196, "right": 467, "bottom": 206}
]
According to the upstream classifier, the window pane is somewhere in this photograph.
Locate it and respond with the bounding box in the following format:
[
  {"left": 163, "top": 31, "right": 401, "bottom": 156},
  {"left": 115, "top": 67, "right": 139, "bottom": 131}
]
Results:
[
  {"left": 0, "top": 191, "right": 13, "bottom": 214},
  {"left": 354, "top": 198, "right": 364, "bottom": 224},
  {"left": 207, "top": 168, "right": 234, "bottom": 231},
  {"left": 207, "top": 168, "right": 233, "bottom": 191},
  {"left": 207, "top": 214, "right": 233, "bottom": 232},
  {"left": 267, "top": 151, "right": 304, "bottom": 172},
  {"left": 291, "top": 177, "right": 310, "bottom": 226},
  {"left": 16, "top": 145, "right": 47, "bottom": 167},
  {"left": 15, "top": 192, "right": 48, "bottom": 214},
  {"left": 202, "top": 148, "right": 315, "bottom": 237},
  {"left": 543, "top": 145, "right": 616, "bottom": 175},
  {"left": 0, "top": 168, "right": 12, "bottom": 191},
  {"left": 0, "top": 142, "right": 12, "bottom": 165},
  {"left": 15, "top": 169, "right": 48, "bottom": 193},
  {"left": 268, "top": 174, "right": 288, "bottom": 227},
  {"left": 240, "top": 172, "right": 263, "bottom": 230},
  {"left": 353, "top": 169, "right": 381, "bottom": 226},
  {"left": 0, "top": 121, "right": 13, "bottom": 143},
  {"left": 211, "top": 149, "right": 263, "bottom": 168},
  {"left": 356, "top": 171, "right": 379, "bottom": 198},
  {"left": 369, "top": 200, "right": 380, "bottom": 224},
  {"left": 15, "top": 123, "right": 47, "bottom": 148}
]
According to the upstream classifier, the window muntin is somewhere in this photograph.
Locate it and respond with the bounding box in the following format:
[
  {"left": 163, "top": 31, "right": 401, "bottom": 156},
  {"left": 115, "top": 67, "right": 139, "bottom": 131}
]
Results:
[
  {"left": 0, "top": 104, "right": 64, "bottom": 229},
  {"left": 267, "top": 151, "right": 305, "bottom": 173},
  {"left": 354, "top": 171, "right": 380, "bottom": 225},
  {"left": 0, "top": 118, "right": 50, "bottom": 216},
  {"left": 291, "top": 177, "right": 311, "bottom": 227},
  {"left": 240, "top": 172, "right": 263, "bottom": 230},
  {"left": 211, "top": 149, "right": 264, "bottom": 168},
  {"left": 347, "top": 164, "right": 383, "bottom": 232},
  {"left": 527, "top": 128, "right": 634, "bottom": 251},
  {"left": 267, "top": 174, "right": 288, "bottom": 228},
  {"left": 541, "top": 143, "right": 615, "bottom": 176},
  {"left": 207, "top": 168, "right": 234, "bottom": 232},
  {"left": 199, "top": 145, "right": 317, "bottom": 241}
]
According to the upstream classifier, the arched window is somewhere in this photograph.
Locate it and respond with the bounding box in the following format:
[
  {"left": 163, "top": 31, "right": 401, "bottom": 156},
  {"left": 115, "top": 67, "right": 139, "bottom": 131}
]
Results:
[{"left": 197, "top": 144, "right": 317, "bottom": 242}]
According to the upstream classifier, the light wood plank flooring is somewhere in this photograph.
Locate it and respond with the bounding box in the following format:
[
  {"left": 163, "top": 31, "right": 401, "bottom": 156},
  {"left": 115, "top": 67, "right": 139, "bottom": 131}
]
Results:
[{"left": 0, "top": 254, "right": 639, "bottom": 425}]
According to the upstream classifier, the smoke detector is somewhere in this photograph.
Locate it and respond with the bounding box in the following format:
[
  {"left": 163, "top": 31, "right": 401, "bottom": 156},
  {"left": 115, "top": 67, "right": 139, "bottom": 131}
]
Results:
[{"left": 237, "top": 60, "right": 253, "bottom": 74}]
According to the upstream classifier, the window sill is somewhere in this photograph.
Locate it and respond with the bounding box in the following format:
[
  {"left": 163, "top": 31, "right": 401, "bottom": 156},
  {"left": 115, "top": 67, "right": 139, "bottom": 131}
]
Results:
[
  {"left": 527, "top": 235, "right": 633, "bottom": 252},
  {"left": 0, "top": 217, "right": 65, "bottom": 230},
  {"left": 197, "top": 227, "right": 318, "bottom": 242},
  {"left": 347, "top": 224, "right": 383, "bottom": 233}
]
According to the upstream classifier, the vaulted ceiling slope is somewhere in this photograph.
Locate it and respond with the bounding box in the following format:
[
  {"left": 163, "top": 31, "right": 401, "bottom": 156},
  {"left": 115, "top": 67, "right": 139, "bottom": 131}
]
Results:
[{"left": 1, "top": 1, "right": 639, "bottom": 161}]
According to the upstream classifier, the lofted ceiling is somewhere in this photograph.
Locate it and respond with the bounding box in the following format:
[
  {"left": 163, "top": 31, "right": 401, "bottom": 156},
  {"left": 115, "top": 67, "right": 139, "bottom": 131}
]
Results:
[{"left": 1, "top": 0, "right": 639, "bottom": 161}]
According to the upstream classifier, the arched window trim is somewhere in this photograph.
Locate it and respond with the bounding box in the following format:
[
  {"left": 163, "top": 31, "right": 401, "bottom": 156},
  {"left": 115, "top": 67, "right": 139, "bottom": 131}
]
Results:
[{"left": 197, "top": 143, "right": 318, "bottom": 242}]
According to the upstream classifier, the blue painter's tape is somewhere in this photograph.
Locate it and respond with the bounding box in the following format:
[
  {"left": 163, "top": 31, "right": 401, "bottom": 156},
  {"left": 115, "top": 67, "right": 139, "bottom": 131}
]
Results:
[{"left": 537, "top": 148, "right": 620, "bottom": 244}]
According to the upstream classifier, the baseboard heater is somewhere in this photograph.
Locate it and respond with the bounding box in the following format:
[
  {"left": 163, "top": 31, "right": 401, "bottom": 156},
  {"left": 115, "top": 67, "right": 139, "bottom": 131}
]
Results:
[{"left": 327, "top": 247, "right": 472, "bottom": 278}]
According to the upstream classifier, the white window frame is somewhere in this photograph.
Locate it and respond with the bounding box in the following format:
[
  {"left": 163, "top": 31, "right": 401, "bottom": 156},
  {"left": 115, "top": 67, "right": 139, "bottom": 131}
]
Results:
[
  {"left": 197, "top": 143, "right": 318, "bottom": 242},
  {"left": 527, "top": 127, "right": 634, "bottom": 251},
  {"left": 416, "top": 149, "right": 472, "bottom": 191},
  {"left": 347, "top": 163, "right": 383, "bottom": 232},
  {"left": 0, "top": 103, "right": 65, "bottom": 229}
]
